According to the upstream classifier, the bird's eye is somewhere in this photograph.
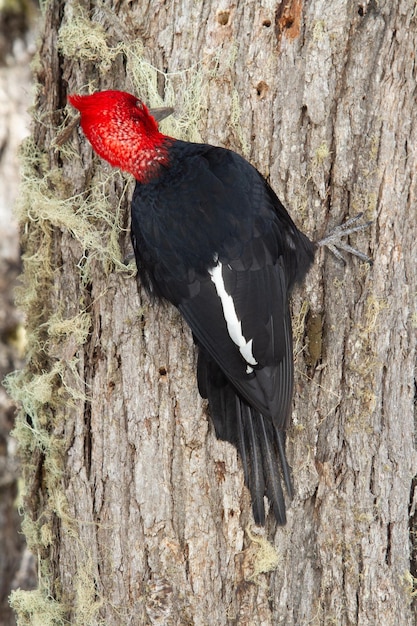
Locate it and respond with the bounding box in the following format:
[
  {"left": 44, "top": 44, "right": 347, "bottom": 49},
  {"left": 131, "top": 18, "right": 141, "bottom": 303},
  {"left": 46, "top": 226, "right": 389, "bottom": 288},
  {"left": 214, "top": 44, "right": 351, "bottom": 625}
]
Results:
[{"left": 131, "top": 100, "right": 144, "bottom": 122}]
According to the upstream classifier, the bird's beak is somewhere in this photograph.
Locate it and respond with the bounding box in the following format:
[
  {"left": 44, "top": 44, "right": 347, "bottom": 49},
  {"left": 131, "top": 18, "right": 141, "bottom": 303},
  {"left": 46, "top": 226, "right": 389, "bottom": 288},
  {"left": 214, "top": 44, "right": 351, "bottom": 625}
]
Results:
[{"left": 150, "top": 106, "right": 174, "bottom": 122}]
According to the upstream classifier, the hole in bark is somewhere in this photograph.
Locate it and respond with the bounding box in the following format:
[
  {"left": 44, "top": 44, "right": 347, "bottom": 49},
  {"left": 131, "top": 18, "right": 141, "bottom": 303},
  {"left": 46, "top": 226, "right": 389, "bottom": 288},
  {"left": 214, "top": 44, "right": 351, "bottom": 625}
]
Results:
[
  {"left": 159, "top": 366, "right": 167, "bottom": 376},
  {"left": 262, "top": 19, "right": 271, "bottom": 27},
  {"left": 217, "top": 10, "right": 230, "bottom": 26},
  {"left": 256, "top": 81, "right": 269, "bottom": 99},
  {"left": 358, "top": 5, "right": 365, "bottom": 16}
]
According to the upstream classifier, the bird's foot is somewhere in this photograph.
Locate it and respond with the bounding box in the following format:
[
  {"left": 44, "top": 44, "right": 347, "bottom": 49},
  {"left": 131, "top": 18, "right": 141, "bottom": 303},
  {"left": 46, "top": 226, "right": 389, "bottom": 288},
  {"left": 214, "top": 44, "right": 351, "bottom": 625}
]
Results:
[{"left": 317, "top": 213, "right": 372, "bottom": 264}]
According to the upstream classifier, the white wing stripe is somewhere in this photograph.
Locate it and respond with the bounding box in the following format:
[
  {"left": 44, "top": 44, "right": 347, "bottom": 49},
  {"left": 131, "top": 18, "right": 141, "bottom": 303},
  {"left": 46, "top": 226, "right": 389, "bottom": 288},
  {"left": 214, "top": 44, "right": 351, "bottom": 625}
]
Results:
[{"left": 208, "top": 262, "right": 258, "bottom": 368}]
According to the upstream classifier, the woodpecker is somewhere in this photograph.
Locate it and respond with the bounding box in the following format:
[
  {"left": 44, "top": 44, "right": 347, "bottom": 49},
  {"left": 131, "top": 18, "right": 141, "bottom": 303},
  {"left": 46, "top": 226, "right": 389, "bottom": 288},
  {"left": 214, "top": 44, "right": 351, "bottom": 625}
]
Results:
[{"left": 69, "top": 90, "right": 370, "bottom": 525}]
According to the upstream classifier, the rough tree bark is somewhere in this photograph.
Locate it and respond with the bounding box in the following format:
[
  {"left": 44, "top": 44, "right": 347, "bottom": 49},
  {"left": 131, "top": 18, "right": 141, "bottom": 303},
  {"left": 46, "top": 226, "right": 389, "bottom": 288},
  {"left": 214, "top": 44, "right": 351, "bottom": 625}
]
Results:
[{"left": 8, "top": 0, "right": 417, "bottom": 625}]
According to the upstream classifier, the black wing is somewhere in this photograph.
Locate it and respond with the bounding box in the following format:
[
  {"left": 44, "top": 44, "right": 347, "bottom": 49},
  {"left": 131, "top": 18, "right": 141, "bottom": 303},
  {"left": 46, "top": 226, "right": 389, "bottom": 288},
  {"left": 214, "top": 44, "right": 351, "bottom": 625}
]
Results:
[{"left": 131, "top": 142, "right": 314, "bottom": 523}]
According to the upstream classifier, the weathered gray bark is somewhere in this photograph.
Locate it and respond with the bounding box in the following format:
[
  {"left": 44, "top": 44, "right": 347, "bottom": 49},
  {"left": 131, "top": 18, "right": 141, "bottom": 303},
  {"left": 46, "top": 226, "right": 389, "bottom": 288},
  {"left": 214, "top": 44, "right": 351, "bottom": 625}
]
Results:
[{"left": 8, "top": 0, "right": 417, "bottom": 624}]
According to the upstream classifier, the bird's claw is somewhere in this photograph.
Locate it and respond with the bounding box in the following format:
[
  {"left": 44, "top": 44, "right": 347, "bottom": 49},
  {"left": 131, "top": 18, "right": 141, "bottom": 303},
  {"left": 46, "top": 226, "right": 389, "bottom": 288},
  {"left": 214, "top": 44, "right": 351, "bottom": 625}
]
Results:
[{"left": 317, "top": 212, "right": 373, "bottom": 265}]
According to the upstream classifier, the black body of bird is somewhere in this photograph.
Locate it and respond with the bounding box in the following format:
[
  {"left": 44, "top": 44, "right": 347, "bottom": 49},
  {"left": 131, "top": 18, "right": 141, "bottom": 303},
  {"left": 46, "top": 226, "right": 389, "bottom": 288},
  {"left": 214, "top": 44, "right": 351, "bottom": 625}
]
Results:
[{"left": 131, "top": 140, "right": 315, "bottom": 525}]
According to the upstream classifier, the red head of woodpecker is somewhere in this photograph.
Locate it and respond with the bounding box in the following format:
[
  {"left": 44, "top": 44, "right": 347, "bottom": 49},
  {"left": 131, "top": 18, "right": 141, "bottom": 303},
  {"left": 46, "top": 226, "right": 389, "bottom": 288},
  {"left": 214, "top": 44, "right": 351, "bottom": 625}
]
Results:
[
  {"left": 68, "top": 91, "right": 172, "bottom": 182},
  {"left": 69, "top": 89, "right": 370, "bottom": 525}
]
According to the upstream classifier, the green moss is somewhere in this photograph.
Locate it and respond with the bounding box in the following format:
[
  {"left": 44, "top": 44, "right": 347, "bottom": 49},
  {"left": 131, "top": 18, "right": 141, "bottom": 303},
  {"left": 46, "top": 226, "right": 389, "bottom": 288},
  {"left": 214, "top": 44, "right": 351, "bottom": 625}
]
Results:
[
  {"left": 312, "top": 20, "right": 326, "bottom": 41},
  {"left": 16, "top": 139, "right": 127, "bottom": 286},
  {"left": 402, "top": 570, "right": 417, "bottom": 600},
  {"left": 243, "top": 526, "right": 281, "bottom": 581},
  {"left": 47, "top": 311, "right": 92, "bottom": 344},
  {"left": 58, "top": 7, "right": 123, "bottom": 71},
  {"left": 9, "top": 589, "right": 67, "bottom": 626},
  {"left": 313, "top": 142, "right": 331, "bottom": 167},
  {"left": 73, "top": 556, "right": 106, "bottom": 625}
]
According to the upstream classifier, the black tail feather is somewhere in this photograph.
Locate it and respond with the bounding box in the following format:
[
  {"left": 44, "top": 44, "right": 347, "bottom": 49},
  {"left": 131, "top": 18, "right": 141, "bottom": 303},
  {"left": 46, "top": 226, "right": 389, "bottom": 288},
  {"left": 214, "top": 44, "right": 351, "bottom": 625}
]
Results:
[
  {"left": 244, "top": 404, "right": 266, "bottom": 525},
  {"left": 258, "top": 415, "right": 287, "bottom": 524},
  {"left": 197, "top": 347, "right": 293, "bottom": 525},
  {"left": 235, "top": 397, "right": 249, "bottom": 485},
  {"left": 276, "top": 429, "right": 293, "bottom": 499}
]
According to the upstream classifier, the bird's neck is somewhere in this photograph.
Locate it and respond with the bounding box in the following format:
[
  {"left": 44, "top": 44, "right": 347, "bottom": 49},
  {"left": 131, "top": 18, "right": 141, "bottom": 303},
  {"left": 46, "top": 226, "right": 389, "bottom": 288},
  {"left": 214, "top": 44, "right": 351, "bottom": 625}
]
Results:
[
  {"left": 82, "top": 117, "right": 172, "bottom": 183},
  {"left": 130, "top": 138, "right": 172, "bottom": 183}
]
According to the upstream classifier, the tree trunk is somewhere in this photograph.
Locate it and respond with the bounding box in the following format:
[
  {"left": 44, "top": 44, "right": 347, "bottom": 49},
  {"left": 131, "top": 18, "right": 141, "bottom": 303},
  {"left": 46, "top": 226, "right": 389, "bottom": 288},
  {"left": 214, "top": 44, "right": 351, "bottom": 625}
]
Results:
[{"left": 8, "top": 0, "right": 417, "bottom": 624}]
